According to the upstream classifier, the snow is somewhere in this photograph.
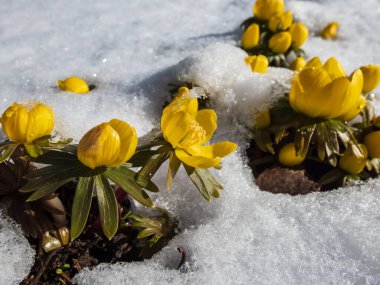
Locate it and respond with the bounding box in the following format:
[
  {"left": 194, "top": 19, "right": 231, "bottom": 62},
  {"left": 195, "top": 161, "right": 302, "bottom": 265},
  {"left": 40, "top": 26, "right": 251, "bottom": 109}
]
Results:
[
  {"left": 0, "top": 211, "right": 35, "bottom": 285},
  {"left": 1, "top": 0, "right": 380, "bottom": 284}
]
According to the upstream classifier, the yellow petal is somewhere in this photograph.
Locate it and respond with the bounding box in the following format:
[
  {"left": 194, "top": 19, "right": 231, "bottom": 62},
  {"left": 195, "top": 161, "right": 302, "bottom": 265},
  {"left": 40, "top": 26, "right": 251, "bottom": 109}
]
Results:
[
  {"left": 339, "top": 144, "right": 368, "bottom": 174},
  {"left": 321, "top": 22, "right": 339, "bottom": 39},
  {"left": 340, "top": 95, "right": 366, "bottom": 121},
  {"left": 364, "top": 131, "right": 380, "bottom": 158},
  {"left": 194, "top": 109, "right": 217, "bottom": 145},
  {"left": 269, "top": 31, "right": 292, "bottom": 54},
  {"left": 289, "top": 22, "right": 309, "bottom": 49},
  {"left": 249, "top": 55, "right": 269, "bottom": 74},
  {"left": 319, "top": 77, "right": 350, "bottom": 118},
  {"left": 162, "top": 111, "right": 191, "bottom": 148},
  {"left": 58, "top": 76, "right": 89, "bottom": 94},
  {"left": 279, "top": 143, "right": 305, "bottom": 167},
  {"left": 188, "top": 142, "right": 238, "bottom": 159},
  {"left": 242, "top": 23, "right": 260, "bottom": 50},
  {"left": 360, "top": 65, "right": 380, "bottom": 93},
  {"left": 289, "top": 76, "right": 304, "bottom": 114},
  {"left": 175, "top": 149, "right": 221, "bottom": 169},
  {"left": 77, "top": 123, "right": 121, "bottom": 169},
  {"left": 254, "top": 0, "right": 284, "bottom": 20},
  {"left": 298, "top": 68, "right": 331, "bottom": 92},
  {"left": 323, "top": 57, "right": 346, "bottom": 80},
  {"left": 304, "top": 57, "right": 323, "bottom": 69},
  {"left": 290, "top": 57, "right": 306, "bottom": 71},
  {"left": 338, "top": 69, "right": 364, "bottom": 117},
  {"left": 26, "top": 103, "right": 54, "bottom": 143},
  {"left": 269, "top": 11, "right": 293, "bottom": 32},
  {"left": 1, "top": 103, "right": 29, "bottom": 143},
  {"left": 108, "top": 119, "right": 138, "bottom": 166}
]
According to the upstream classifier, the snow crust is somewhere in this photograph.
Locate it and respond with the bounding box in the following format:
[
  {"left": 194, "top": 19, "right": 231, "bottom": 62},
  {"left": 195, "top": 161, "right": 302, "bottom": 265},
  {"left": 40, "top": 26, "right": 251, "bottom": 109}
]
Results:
[{"left": 1, "top": 0, "right": 380, "bottom": 284}]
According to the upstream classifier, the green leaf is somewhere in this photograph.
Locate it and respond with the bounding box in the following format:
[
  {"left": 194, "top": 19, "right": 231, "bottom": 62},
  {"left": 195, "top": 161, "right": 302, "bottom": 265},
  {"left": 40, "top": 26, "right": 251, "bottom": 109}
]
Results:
[
  {"left": 70, "top": 177, "right": 95, "bottom": 240},
  {"left": 33, "top": 149, "right": 78, "bottom": 165},
  {"left": 104, "top": 168, "right": 153, "bottom": 208},
  {"left": 294, "top": 124, "right": 316, "bottom": 158},
  {"left": 95, "top": 174, "right": 119, "bottom": 240},
  {"left": 318, "top": 168, "right": 345, "bottom": 185},
  {"left": 111, "top": 165, "right": 159, "bottom": 192},
  {"left": 129, "top": 150, "right": 158, "bottom": 167},
  {"left": 138, "top": 145, "right": 171, "bottom": 179},
  {"left": 167, "top": 151, "right": 181, "bottom": 190},
  {"left": 26, "top": 177, "right": 73, "bottom": 202},
  {"left": 0, "top": 144, "right": 19, "bottom": 163}
]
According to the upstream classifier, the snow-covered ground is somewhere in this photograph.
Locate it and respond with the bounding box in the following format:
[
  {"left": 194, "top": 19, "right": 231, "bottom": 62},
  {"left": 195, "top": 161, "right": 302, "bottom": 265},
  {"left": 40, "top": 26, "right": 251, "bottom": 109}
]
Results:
[{"left": 1, "top": 0, "right": 380, "bottom": 284}]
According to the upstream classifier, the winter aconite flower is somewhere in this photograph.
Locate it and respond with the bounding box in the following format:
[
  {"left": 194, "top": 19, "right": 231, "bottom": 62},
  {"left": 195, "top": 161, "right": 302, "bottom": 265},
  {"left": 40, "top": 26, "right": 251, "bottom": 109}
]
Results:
[
  {"left": 289, "top": 57, "right": 365, "bottom": 120},
  {"left": 339, "top": 144, "right": 368, "bottom": 174},
  {"left": 268, "top": 11, "right": 293, "bottom": 32},
  {"left": 321, "top": 22, "right": 339, "bottom": 39},
  {"left": 269, "top": 31, "right": 292, "bottom": 54},
  {"left": 245, "top": 55, "right": 269, "bottom": 73},
  {"left": 58, "top": 76, "right": 89, "bottom": 94},
  {"left": 242, "top": 23, "right": 260, "bottom": 50},
  {"left": 279, "top": 143, "right": 305, "bottom": 167},
  {"left": 1, "top": 102, "right": 54, "bottom": 144},
  {"left": 364, "top": 131, "right": 380, "bottom": 158},
  {"left": 360, "top": 65, "right": 380, "bottom": 93},
  {"left": 77, "top": 119, "right": 137, "bottom": 169},
  {"left": 253, "top": 0, "right": 284, "bottom": 21},
  {"left": 290, "top": 57, "right": 306, "bottom": 71},
  {"left": 289, "top": 23, "right": 309, "bottom": 49},
  {"left": 161, "top": 87, "right": 237, "bottom": 168}
]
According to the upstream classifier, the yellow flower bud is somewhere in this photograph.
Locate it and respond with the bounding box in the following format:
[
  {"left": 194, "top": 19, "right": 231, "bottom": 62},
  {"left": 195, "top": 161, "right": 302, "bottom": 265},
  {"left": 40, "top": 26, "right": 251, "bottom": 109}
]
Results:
[
  {"left": 360, "top": 65, "right": 380, "bottom": 93},
  {"left": 289, "top": 23, "right": 309, "bottom": 49},
  {"left": 321, "top": 22, "right": 339, "bottom": 39},
  {"left": 245, "top": 55, "right": 269, "bottom": 74},
  {"left": 58, "top": 76, "right": 89, "bottom": 94},
  {"left": 255, "top": 110, "right": 271, "bottom": 128},
  {"left": 364, "top": 131, "right": 380, "bottom": 158},
  {"left": 290, "top": 57, "right": 306, "bottom": 71},
  {"left": 372, "top": 116, "right": 380, "bottom": 128},
  {"left": 339, "top": 144, "right": 368, "bottom": 174},
  {"left": 279, "top": 143, "right": 305, "bottom": 167},
  {"left": 253, "top": 0, "right": 284, "bottom": 21},
  {"left": 268, "top": 11, "right": 293, "bottom": 32},
  {"left": 0, "top": 102, "right": 54, "bottom": 144},
  {"left": 242, "top": 23, "right": 260, "bottom": 50},
  {"left": 77, "top": 119, "right": 138, "bottom": 169},
  {"left": 269, "top": 31, "right": 292, "bottom": 54}
]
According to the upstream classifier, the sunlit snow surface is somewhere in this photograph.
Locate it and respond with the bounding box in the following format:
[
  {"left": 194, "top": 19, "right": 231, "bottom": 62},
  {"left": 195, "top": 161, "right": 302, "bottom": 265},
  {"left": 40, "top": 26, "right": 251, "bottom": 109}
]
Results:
[{"left": 1, "top": 0, "right": 380, "bottom": 284}]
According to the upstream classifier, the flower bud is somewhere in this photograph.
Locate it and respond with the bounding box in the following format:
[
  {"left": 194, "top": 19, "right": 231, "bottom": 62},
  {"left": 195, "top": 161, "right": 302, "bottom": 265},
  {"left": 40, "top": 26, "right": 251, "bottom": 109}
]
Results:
[
  {"left": 58, "top": 76, "right": 89, "bottom": 94},
  {"left": 78, "top": 119, "right": 138, "bottom": 169},
  {"left": 242, "top": 23, "right": 260, "bottom": 50},
  {"left": 279, "top": 143, "right": 305, "bottom": 167},
  {"left": 253, "top": 0, "right": 284, "bottom": 21},
  {"left": 364, "top": 131, "right": 380, "bottom": 158},
  {"left": 41, "top": 232, "right": 62, "bottom": 253},
  {"left": 269, "top": 31, "right": 292, "bottom": 54},
  {"left": 372, "top": 116, "right": 380, "bottom": 128},
  {"left": 289, "top": 23, "right": 309, "bottom": 49},
  {"left": 290, "top": 57, "right": 306, "bottom": 71},
  {"left": 268, "top": 11, "right": 293, "bottom": 32},
  {"left": 339, "top": 144, "right": 368, "bottom": 174},
  {"left": 321, "top": 22, "right": 339, "bottom": 39},
  {"left": 360, "top": 65, "right": 380, "bottom": 93},
  {"left": 0, "top": 102, "right": 54, "bottom": 144},
  {"left": 255, "top": 110, "right": 271, "bottom": 128},
  {"left": 245, "top": 55, "right": 269, "bottom": 74}
]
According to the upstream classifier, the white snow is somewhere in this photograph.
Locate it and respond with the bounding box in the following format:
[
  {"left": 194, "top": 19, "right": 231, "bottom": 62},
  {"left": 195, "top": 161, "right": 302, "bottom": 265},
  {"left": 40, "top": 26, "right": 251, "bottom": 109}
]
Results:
[
  {"left": 1, "top": 0, "right": 380, "bottom": 284},
  {"left": 0, "top": 211, "right": 35, "bottom": 285}
]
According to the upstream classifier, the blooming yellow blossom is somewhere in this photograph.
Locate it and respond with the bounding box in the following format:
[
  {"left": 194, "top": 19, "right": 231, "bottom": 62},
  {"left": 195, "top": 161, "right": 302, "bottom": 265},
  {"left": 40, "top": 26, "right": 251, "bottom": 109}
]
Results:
[
  {"left": 321, "top": 22, "right": 339, "bottom": 39},
  {"left": 289, "top": 23, "right": 309, "bottom": 49},
  {"left": 1, "top": 102, "right": 54, "bottom": 144},
  {"left": 279, "top": 143, "right": 305, "bottom": 167},
  {"left": 58, "top": 76, "right": 89, "bottom": 94},
  {"left": 364, "top": 131, "right": 380, "bottom": 158},
  {"left": 289, "top": 57, "right": 365, "bottom": 120},
  {"left": 360, "top": 65, "right": 380, "bottom": 93},
  {"left": 161, "top": 88, "right": 237, "bottom": 168},
  {"left": 253, "top": 0, "right": 284, "bottom": 21},
  {"left": 77, "top": 119, "right": 137, "bottom": 169},
  {"left": 268, "top": 11, "right": 293, "bottom": 32},
  {"left": 242, "top": 23, "right": 260, "bottom": 50},
  {"left": 339, "top": 144, "right": 368, "bottom": 174},
  {"left": 269, "top": 31, "right": 292, "bottom": 54},
  {"left": 245, "top": 55, "right": 269, "bottom": 73},
  {"left": 290, "top": 57, "right": 306, "bottom": 71}
]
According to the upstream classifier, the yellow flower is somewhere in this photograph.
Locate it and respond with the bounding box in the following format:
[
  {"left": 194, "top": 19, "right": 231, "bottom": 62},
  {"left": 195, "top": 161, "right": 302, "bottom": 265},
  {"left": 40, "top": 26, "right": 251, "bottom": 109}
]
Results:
[
  {"left": 77, "top": 119, "right": 137, "bottom": 169},
  {"left": 321, "top": 22, "right": 339, "bottom": 39},
  {"left": 268, "top": 11, "right": 293, "bottom": 32},
  {"left": 360, "top": 65, "right": 380, "bottom": 93},
  {"left": 58, "top": 76, "right": 89, "bottom": 94},
  {"left": 245, "top": 55, "right": 269, "bottom": 73},
  {"left": 253, "top": 0, "right": 284, "bottom": 21},
  {"left": 242, "top": 23, "right": 260, "bottom": 50},
  {"left": 364, "top": 131, "right": 380, "bottom": 158},
  {"left": 161, "top": 88, "right": 237, "bottom": 169},
  {"left": 290, "top": 57, "right": 306, "bottom": 71},
  {"left": 289, "top": 23, "right": 309, "bottom": 49},
  {"left": 1, "top": 102, "right": 54, "bottom": 144},
  {"left": 339, "top": 144, "right": 368, "bottom": 174},
  {"left": 255, "top": 110, "right": 271, "bottom": 128},
  {"left": 289, "top": 57, "right": 365, "bottom": 120},
  {"left": 279, "top": 143, "right": 305, "bottom": 167},
  {"left": 269, "top": 31, "right": 292, "bottom": 54}
]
